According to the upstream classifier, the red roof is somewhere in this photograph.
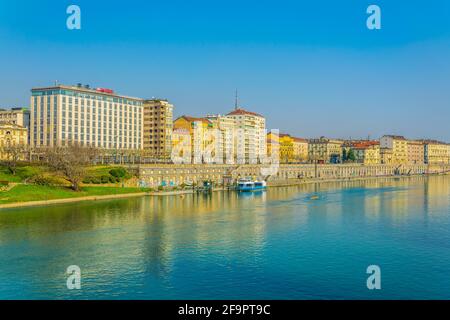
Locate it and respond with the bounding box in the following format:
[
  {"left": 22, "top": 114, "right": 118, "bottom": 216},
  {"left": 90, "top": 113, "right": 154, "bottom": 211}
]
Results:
[
  {"left": 352, "top": 141, "right": 380, "bottom": 149},
  {"left": 227, "top": 108, "right": 264, "bottom": 118},
  {"left": 292, "top": 137, "right": 308, "bottom": 143}
]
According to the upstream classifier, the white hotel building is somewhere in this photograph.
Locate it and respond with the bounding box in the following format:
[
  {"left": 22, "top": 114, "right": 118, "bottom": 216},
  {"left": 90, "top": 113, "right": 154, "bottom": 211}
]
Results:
[{"left": 30, "top": 84, "right": 144, "bottom": 150}]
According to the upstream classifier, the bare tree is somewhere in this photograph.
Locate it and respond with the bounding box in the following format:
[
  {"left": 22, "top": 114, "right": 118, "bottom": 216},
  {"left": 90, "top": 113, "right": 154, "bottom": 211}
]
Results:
[
  {"left": 45, "top": 143, "right": 98, "bottom": 191},
  {"left": 2, "top": 144, "right": 27, "bottom": 175}
]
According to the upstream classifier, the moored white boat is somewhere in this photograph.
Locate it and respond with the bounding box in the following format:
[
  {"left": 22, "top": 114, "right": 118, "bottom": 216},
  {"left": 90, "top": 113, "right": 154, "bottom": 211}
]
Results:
[{"left": 236, "top": 178, "right": 267, "bottom": 192}]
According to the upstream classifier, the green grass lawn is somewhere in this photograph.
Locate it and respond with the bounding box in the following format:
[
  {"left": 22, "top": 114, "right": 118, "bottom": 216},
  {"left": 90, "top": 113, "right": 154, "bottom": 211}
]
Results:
[
  {"left": 0, "top": 165, "right": 42, "bottom": 183},
  {"left": 0, "top": 184, "right": 151, "bottom": 205}
]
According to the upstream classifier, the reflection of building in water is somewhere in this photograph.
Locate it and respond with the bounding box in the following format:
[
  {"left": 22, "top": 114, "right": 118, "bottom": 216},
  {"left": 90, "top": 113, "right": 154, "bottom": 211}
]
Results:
[
  {"left": 2, "top": 175, "right": 450, "bottom": 298},
  {"left": 142, "top": 192, "right": 269, "bottom": 257},
  {"left": 422, "top": 175, "right": 450, "bottom": 215}
]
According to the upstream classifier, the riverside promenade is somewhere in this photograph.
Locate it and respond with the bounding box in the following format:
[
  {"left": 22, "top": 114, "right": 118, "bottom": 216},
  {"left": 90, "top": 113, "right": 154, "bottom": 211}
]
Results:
[
  {"left": 2, "top": 163, "right": 449, "bottom": 209},
  {"left": 137, "top": 163, "right": 450, "bottom": 188}
]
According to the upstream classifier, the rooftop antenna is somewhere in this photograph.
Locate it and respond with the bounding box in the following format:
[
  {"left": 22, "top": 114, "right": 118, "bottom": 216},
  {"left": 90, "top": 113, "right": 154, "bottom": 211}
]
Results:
[{"left": 234, "top": 89, "right": 238, "bottom": 110}]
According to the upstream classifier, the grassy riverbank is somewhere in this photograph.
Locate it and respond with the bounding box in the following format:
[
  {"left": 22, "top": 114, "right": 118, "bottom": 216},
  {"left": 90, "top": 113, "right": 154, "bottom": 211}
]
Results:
[
  {"left": 0, "top": 163, "right": 152, "bottom": 206},
  {"left": 0, "top": 184, "right": 152, "bottom": 205}
]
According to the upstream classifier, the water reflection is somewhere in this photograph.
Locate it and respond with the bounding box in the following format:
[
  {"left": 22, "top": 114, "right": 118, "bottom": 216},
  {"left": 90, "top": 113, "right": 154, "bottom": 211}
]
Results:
[{"left": 0, "top": 175, "right": 449, "bottom": 299}]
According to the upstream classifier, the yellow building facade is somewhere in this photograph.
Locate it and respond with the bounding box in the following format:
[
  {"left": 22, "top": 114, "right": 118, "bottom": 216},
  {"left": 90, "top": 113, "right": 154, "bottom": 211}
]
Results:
[
  {"left": 279, "top": 134, "right": 294, "bottom": 163},
  {"left": 0, "top": 123, "right": 28, "bottom": 160},
  {"left": 407, "top": 140, "right": 425, "bottom": 165},
  {"left": 308, "top": 137, "right": 343, "bottom": 164},
  {"left": 171, "top": 128, "right": 191, "bottom": 162},
  {"left": 351, "top": 141, "right": 381, "bottom": 165},
  {"left": 380, "top": 135, "right": 408, "bottom": 164},
  {"left": 423, "top": 140, "right": 450, "bottom": 164},
  {"left": 292, "top": 137, "right": 308, "bottom": 163},
  {"left": 0, "top": 108, "right": 30, "bottom": 127},
  {"left": 380, "top": 147, "right": 393, "bottom": 164},
  {"left": 173, "top": 116, "right": 217, "bottom": 163},
  {"left": 266, "top": 131, "right": 280, "bottom": 159}
]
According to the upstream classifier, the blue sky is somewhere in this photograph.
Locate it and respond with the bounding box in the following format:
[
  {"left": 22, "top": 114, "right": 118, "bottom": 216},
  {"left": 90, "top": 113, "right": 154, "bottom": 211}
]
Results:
[{"left": 0, "top": 0, "right": 449, "bottom": 140}]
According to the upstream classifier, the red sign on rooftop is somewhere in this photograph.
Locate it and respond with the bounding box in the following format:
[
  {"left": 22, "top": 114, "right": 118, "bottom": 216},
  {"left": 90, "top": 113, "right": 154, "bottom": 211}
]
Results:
[{"left": 96, "top": 88, "right": 114, "bottom": 94}]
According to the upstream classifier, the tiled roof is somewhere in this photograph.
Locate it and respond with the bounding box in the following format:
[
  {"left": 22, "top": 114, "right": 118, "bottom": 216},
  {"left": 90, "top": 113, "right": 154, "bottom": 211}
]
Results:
[
  {"left": 417, "top": 139, "right": 449, "bottom": 145},
  {"left": 227, "top": 108, "right": 264, "bottom": 118},
  {"left": 177, "top": 115, "right": 212, "bottom": 124},
  {"left": 352, "top": 141, "right": 380, "bottom": 149},
  {"left": 383, "top": 135, "right": 406, "bottom": 140},
  {"left": 292, "top": 137, "right": 308, "bottom": 143}
]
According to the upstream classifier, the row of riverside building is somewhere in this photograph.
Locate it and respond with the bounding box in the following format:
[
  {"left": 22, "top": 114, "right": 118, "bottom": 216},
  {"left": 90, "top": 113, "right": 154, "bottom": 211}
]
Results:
[{"left": 0, "top": 83, "right": 449, "bottom": 165}]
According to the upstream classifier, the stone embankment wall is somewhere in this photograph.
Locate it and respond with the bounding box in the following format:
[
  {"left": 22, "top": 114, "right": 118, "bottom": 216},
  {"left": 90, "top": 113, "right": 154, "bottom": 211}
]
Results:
[{"left": 136, "top": 163, "right": 450, "bottom": 187}]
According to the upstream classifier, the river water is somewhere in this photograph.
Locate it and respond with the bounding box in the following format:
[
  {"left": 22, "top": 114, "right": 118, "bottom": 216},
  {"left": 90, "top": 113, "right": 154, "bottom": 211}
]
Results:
[{"left": 1, "top": 175, "right": 449, "bottom": 299}]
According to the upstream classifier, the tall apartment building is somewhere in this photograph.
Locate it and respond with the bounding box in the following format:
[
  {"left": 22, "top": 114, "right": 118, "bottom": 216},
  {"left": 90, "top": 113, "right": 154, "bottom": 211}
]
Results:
[
  {"left": 226, "top": 107, "right": 266, "bottom": 164},
  {"left": 422, "top": 140, "right": 450, "bottom": 164},
  {"left": 380, "top": 135, "right": 408, "bottom": 164},
  {"left": 407, "top": 140, "right": 425, "bottom": 164},
  {"left": 308, "top": 137, "right": 343, "bottom": 164},
  {"left": 30, "top": 84, "right": 143, "bottom": 150},
  {"left": 0, "top": 108, "right": 30, "bottom": 127},
  {"left": 143, "top": 99, "right": 173, "bottom": 161},
  {"left": 205, "top": 114, "right": 236, "bottom": 164}
]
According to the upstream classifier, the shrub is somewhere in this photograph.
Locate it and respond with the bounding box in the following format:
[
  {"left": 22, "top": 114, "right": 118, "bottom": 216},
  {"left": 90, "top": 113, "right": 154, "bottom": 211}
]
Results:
[
  {"left": 158, "top": 185, "right": 164, "bottom": 191},
  {"left": 101, "top": 175, "right": 110, "bottom": 184},
  {"left": 82, "top": 176, "right": 93, "bottom": 184},
  {"left": 109, "top": 176, "right": 116, "bottom": 183},
  {"left": 91, "top": 177, "right": 101, "bottom": 184},
  {"left": 109, "top": 167, "right": 127, "bottom": 178},
  {"left": 30, "top": 175, "right": 56, "bottom": 186}
]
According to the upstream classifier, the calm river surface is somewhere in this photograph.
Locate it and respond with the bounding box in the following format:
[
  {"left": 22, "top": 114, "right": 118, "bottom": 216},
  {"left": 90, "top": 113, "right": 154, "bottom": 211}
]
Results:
[{"left": 1, "top": 175, "right": 450, "bottom": 299}]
